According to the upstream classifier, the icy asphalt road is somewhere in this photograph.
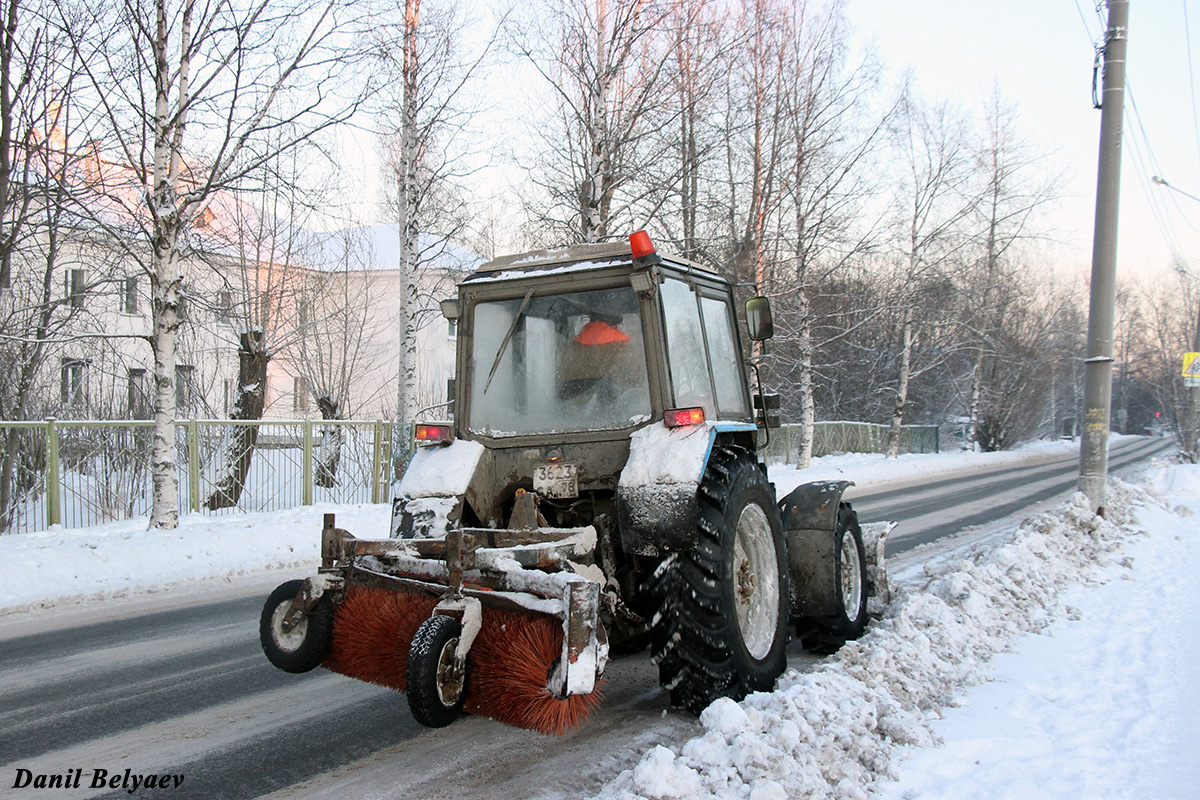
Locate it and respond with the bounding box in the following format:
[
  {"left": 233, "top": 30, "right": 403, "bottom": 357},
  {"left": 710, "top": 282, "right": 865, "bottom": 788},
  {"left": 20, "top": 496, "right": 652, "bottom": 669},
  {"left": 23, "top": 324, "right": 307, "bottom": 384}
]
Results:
[{"left": 0, "top": 436, "right": 1172, "bottom": 800}]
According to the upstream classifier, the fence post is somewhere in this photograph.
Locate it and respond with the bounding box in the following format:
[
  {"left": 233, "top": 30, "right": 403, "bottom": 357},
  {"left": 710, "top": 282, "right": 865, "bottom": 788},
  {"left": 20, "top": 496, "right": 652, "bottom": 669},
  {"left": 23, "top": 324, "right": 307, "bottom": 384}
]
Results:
[
  {"left": 45, "top": 418, "right": 60, "bottom": 527},
  {"left": 371, "top": 421, "right": 383, "bottom": 504},
  {"left": 187, "top": 420, "right": 200, "bottom": 513},
  {"left": 302, "top": 420, "right": 313, "bottom": 506}
]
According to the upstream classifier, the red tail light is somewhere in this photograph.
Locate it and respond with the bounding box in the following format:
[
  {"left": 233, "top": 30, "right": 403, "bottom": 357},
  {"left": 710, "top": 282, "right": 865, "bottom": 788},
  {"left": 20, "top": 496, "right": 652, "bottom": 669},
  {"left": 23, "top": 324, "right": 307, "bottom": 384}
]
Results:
[
  {"left": 664, "top": 407, "right": 705, "bottom": 427},
  {"left": 415, "top": 424, "right": 452, "bottom": 445},
  {"left": 630, "top": 230, "right": 656, "bottom": 259}
]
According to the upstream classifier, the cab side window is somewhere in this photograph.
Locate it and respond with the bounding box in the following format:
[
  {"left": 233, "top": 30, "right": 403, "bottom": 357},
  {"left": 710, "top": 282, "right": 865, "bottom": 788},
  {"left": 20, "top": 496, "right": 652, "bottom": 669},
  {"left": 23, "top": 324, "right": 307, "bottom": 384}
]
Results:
[
  {"left": 700, "top": 295, "right": 749, "bottom": 416},
  {"left": 660, "top": 278, "right": 716, "bottom": 416}
]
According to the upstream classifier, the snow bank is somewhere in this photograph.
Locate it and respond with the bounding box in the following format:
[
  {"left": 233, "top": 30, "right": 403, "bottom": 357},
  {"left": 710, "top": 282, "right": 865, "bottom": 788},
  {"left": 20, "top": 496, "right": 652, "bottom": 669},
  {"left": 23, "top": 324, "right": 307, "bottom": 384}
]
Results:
[
  {"left": 0, "top": 504, "right": 389, "bottom": 616},
  {"left": 597, "top": 480, "right": 1158, "bottom": 800}
]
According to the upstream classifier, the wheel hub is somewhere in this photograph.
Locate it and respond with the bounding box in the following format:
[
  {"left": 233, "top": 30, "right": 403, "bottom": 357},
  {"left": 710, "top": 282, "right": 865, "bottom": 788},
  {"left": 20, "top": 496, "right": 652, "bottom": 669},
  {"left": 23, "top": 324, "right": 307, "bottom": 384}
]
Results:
[
  {"left": 732, "top": 502, "right": 779, "bottom": 660},
  {"left": 435, "top": 637, "right": 465, "bottom": 707},
  {"left": 839, "top": 532, "right": 863, "bottom": 622},
  {"left": 271, "top": 602, "right": 308, "bottom": 652}
]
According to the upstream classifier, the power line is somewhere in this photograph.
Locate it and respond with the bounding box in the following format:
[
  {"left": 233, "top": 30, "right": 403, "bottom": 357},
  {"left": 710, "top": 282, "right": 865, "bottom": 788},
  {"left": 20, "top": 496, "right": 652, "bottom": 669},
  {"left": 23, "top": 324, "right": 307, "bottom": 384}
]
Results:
[
  {"left": 1183, "top": 1, "right": 1200, "bottom": 169},
  {"left": 1073, "top": 0, "right": 1100, "bottom": 41},
  {"left": 1125, "top": 81, "right": 1191, "bottom": 257}
]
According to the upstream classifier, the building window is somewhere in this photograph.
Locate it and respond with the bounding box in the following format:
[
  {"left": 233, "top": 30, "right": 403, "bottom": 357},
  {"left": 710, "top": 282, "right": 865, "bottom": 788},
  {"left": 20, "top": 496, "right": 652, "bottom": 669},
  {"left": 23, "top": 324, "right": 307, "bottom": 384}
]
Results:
[
  {"left": 293, "top": 376, "right": 310, "bottom": 412},
  {"left": 61, "top": 360, "right": 86, "bottom": 406},
  {"left": 176, "top": 365, "right": 194, "bottom": 412},
  {"left": 123, "top": 276, "right": 138, "bottom": 314},
  {"left": 128, "top": 368, "right": 150, "bottom": 418},
  {"left": 66, "top": 269, "right": 85, "bottom": 309},
  {"left": 448, "top": 318, "right": 457, "bottom": 338},
  {"left": 217, "top": 290, "right": 233, "bottom": 322},
  {"left": 446, "top": 378, "right": 456, "bottom": 416}
]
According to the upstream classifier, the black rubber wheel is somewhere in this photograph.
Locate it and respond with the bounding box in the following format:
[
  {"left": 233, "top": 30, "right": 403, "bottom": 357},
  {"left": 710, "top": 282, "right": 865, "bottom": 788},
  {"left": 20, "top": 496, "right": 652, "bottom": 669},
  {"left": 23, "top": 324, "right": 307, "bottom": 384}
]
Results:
[
  {"left": 260, "top": 579, "right": 334, "bottom": 673},
  {"left": 797, "top": 504, "right": 869, "bottom": 655},
  {"left": 649, "top": 445, "right": 790, "bottom": 714},
  {"left": 406, "top": 615, "right": 466, "bottom": 728}
]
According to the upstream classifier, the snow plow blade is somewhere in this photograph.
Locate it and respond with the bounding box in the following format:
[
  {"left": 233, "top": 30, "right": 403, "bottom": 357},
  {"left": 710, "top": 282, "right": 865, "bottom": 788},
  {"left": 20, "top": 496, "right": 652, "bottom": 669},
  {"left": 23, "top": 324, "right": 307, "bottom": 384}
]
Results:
[
  {"left": 859, "top": 520, "right": 896, "bottom": 616},
  {"left": 261, "top": 514, "right": 607, "bottom": 735}
]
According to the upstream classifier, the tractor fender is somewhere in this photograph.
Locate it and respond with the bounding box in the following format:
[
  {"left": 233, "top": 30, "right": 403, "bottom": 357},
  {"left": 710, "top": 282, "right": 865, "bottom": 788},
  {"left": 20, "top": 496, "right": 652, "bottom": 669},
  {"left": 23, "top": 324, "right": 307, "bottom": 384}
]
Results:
[
  {"left": 616, "top": 422, "right": 758, "bottom": 556},
  {"left": 391, "top": 439, "right": 485, "bottom": 538},
  {"left": 779, "top": 480, "right": 854, "bottom": 618}
]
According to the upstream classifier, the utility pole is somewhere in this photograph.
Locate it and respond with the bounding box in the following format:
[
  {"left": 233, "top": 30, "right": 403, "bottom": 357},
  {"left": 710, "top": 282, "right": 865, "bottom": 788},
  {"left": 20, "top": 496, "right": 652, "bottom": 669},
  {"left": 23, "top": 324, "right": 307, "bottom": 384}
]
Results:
[{"left": 1079, "top": 0, "right": 1130, "bottom": 514}]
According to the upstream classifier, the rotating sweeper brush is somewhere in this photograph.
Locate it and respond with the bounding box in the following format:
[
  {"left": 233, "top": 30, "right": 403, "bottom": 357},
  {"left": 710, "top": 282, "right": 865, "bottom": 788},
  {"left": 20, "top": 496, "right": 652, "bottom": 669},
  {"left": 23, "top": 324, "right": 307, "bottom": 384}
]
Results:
[{"left": 260, "top": 510, "right": 607, "bottom": 734}]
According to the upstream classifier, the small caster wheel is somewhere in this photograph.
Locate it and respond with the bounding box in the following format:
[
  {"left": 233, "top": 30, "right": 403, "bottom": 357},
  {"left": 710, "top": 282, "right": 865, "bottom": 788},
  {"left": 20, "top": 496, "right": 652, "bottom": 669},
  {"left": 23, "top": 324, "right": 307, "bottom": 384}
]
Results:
[
  {"left": 406, "top": 615, "right": 466, "bottom": 728},
  {"left": 260, "top": 580, "right": 333, "bottom": 673}
]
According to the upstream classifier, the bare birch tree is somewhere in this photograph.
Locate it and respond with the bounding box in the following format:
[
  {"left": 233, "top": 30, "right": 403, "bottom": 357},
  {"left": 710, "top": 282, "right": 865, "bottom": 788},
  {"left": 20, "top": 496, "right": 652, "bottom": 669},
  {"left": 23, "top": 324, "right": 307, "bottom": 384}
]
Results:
[
  {"left": 516, "top": 0, "right": 674, "bottom": 244},
  {"left": 773, "top": 0, "right": 886, "bottom": 467},
  {"left": 379, "top": 0, "right": 490, "bottom": 430},
  {"left": 59, "top": 0, "right": 374, "bottom": 527},
  {"left": 883, "top": 89, "right": 976, "bottom": 457},
  {"left": 964, "top": 91, "right": 1060, "bottom": 449}
]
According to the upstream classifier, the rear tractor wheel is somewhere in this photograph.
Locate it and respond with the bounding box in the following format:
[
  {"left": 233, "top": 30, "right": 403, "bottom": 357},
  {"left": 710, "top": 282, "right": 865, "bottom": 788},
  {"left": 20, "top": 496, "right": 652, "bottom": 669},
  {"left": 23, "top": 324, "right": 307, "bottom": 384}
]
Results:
[
  {"left": 797, "top": 504, "right": 869, "bottom": 655},
  {"left": 650, "top": 446, "right": 790, "bottom": 714}
]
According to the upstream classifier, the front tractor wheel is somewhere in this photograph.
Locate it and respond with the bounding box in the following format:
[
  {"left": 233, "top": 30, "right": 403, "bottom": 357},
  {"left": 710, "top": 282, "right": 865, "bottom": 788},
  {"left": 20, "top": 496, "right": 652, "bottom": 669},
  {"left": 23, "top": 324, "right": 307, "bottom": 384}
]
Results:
[
  {"left": 798, "top": 504, "right": 869, "bottom": 654},
  {"left": 406, "top": 615, "right": 466, "bottom": 728},
  {"left": 650, "top": 446, "right": 789, "bottom": 715}
]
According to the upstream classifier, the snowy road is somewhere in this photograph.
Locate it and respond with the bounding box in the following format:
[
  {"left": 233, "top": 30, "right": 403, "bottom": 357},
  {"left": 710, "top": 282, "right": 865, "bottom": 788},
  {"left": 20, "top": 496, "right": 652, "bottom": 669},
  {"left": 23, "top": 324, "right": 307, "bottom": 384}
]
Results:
[
  {"left": 0, "top": 436, "right": 1172, "bottom": 800},
  {"left": 847, "top": 435, "right": 1173, "bottom": 554}
]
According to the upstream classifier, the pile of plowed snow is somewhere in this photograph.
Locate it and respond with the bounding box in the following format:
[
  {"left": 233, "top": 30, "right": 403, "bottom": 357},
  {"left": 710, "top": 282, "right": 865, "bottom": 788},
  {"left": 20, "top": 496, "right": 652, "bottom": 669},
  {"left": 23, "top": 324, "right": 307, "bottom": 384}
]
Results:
[{"left": 596, "top": 480, "right": 1154, "bottom": 800}]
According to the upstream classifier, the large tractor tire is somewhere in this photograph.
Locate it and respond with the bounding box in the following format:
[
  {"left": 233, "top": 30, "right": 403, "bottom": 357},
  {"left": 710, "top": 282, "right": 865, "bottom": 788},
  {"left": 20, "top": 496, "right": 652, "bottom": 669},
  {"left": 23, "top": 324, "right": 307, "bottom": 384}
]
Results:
[
  {"left": 650, "top": 445, "right": 790, "bottom": 715},
  {"left": 797, "top": 504, "right": 869, "bottom": 655}
]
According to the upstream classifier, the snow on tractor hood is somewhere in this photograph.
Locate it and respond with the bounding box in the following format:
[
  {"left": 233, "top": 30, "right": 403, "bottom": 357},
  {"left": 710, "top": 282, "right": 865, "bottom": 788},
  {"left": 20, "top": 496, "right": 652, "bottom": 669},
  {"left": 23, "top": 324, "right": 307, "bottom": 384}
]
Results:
[
  {"left": 619, "top": 422, "right": 715, "bottom": 489},
  {"left": 397, "top": 439, "right": 485, "bottom": 498}
]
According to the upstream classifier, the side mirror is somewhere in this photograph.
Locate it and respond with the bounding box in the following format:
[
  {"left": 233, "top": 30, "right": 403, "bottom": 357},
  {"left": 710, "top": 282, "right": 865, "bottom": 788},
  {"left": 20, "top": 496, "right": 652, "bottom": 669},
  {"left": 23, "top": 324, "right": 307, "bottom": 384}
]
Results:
[
  {"left": 439, "top": 298, "right": 460, "bottom": 321},
  {"left": 745, "top": 296, "right": 774, "bottom": 341}
]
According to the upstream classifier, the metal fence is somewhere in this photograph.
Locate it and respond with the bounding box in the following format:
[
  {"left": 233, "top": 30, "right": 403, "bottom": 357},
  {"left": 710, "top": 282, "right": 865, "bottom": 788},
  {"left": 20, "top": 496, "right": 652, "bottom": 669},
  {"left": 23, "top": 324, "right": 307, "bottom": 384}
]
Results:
[
  {"left": 0, "top": 417, "right": 937, "bottom": 534},
  {"left": 0, "top": 419, "right": 395, "bottom": 534},
  {"left": 761, "top": 421, "right": 940, "bottom": 465}
]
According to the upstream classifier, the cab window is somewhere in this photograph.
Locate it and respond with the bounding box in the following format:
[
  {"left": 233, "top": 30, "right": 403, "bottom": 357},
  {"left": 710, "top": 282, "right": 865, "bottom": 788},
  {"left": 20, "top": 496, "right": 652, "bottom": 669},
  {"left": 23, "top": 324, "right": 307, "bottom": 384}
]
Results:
[
  {"left": 700, "top": 295, "right": 749, "bottom": 416},
  {"left": 660, "top": 278, "right": 716, "bottom": 415}
]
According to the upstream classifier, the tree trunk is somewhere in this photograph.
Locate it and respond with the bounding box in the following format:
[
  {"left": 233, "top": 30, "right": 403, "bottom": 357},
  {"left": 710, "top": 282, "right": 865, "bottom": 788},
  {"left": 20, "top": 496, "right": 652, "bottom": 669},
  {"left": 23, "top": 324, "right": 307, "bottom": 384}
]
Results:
[
  {"left": 314, "top": 393, "right": 344, "bottom": 489},
  {"left": 148, "top": 255, "right": 181, "bottom": 527},
  {"left": 396, "top": 0, "right": 420, "bottom": 428},
  {"left": 966, "top": 346, "right": 984, "bottom": 451},
  {"left": 886, "top": 303, "right": 913, "bottom": 459},
  {"left": 205, "top": 330, "right": 267, "bottom": 510},
  {"left": 147, "top": 0, "right": 195, "bottom": 529},
  {"left": 796, "top": 290, "right": 815, "bottom": 468}
]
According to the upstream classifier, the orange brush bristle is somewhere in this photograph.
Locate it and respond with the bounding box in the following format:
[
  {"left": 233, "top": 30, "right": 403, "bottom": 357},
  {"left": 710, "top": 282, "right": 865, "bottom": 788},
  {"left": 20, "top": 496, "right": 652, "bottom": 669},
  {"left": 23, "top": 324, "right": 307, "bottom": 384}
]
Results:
[
  {"left": 465, "top": 608, "right": 604, "bottom": 735},
  {"left": 323, "top": 587, "right": 437, "bottom": 691}
]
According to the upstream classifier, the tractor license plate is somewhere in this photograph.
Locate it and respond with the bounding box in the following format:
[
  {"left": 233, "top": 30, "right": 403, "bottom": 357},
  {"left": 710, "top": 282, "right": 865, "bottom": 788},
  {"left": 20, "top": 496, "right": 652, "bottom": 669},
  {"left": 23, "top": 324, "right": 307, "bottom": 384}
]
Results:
[{"left": 534, "top": 463, "right": 578, "bottom": 499}]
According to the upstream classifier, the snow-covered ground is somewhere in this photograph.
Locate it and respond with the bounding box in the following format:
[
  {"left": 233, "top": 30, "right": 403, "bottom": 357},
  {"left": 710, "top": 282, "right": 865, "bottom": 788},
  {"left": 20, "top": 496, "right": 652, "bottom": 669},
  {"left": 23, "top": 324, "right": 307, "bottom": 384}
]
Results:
[
  {"left": 596, "top": 457, "right": 1200, "bottom": 800},
  {"left": 0, "top": 437, "right": 1087, "bottom": 617},
  {"left": 2, "top": 437, "right": 1193, "bottom": 800}
]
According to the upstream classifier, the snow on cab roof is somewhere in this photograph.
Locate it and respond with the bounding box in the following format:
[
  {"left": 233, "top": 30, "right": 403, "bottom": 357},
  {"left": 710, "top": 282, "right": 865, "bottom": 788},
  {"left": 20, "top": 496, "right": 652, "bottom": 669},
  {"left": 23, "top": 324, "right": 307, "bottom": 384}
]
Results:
[{"left": 465, "top": 240, "right": 722, "bottom": 283}]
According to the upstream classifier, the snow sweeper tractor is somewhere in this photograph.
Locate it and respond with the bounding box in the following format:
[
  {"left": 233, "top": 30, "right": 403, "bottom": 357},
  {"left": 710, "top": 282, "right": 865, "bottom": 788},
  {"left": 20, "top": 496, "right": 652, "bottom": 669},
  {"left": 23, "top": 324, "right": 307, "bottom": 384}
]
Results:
[{"left": 260, "top": 231, "right": 890, "bottom": 735}]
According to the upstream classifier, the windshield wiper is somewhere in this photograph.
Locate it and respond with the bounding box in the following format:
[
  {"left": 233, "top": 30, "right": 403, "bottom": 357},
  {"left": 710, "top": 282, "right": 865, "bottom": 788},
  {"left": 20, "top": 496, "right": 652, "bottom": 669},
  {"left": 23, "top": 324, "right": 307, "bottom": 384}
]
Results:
[{"left": 483, "top": 287, "right": 535, "bottom": 393}]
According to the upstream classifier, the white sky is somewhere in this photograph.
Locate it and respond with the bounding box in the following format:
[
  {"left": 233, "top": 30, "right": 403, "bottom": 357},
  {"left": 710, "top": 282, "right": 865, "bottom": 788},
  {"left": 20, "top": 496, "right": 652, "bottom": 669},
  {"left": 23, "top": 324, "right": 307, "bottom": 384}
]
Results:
[
  {"left": 336, "top": 0, "right": 1200, "bottom": 282},
  {"left": 845, "top": 0, "right": 1200, "bottom": 283}
]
